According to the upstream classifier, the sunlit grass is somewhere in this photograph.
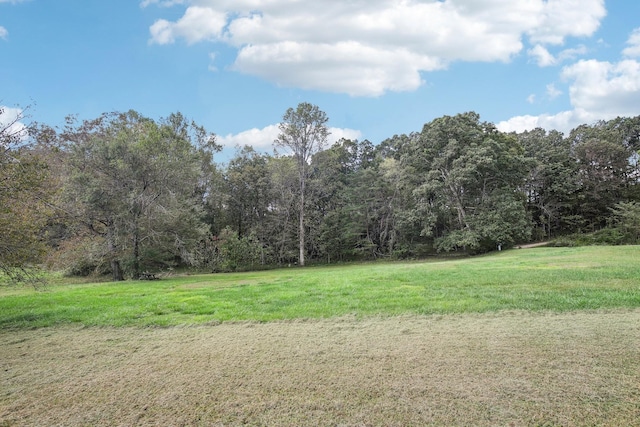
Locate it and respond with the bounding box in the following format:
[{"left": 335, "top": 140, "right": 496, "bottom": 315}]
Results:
[{"left": 1, "top": 246, "right": 639, "bottom": 328}]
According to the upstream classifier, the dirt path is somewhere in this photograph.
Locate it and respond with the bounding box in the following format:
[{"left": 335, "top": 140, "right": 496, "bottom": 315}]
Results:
[
  {"left": 2, "top": 310, "right": 639, "bottom": 426},
  {"left": 516, "top": 241, "right": 550, "bottom": 249}
]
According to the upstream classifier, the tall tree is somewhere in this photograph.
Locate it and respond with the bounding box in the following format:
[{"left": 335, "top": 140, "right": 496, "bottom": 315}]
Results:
[
  {"left": 61, "top": 111, "right": 218, "bottom": 280},
  {"left": 263, "top": 155, "right": 299, "bottom": 264},
  {"left": 307, "top": 139, "right": 371, "bottom": 261},
  {"left": 406, "top": 112, "right": 531, "bottom": 252},
  {"left": 225, "top": 146, "right": 271, "bottom": 238},
  {"left": 518, "top": 128, "right": 579, "bottom": 238},
  {"left": 569, "top": 121, "right": 636, "bottom": 230},
  {"left": 275, "top": 102, "right": 329, "bottom": 266},
  {"left": 0, "top": 105, "right": 53, "bottom": 285}
]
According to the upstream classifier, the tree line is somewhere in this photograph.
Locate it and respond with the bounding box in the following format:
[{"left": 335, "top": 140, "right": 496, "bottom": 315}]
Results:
[{"left": 2, "top": 103, "right": 640, "bottom": 282}]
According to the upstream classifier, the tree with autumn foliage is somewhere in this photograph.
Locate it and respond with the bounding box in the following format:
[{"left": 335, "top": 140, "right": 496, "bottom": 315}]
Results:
[{"left": 0, "top": 106, "right": 53, "bottom": 285}]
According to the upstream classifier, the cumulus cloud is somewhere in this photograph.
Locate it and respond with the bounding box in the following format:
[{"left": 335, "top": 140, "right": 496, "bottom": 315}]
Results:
[
  {"left": 525, "top": 0, "right": 605, "bottom": 45},
  {"left": 327, "top": 127, "right": 364, "bottom": 145},
  {"left": 528, "top": 44, "right": 588, "bottom": 67},
  {"left": 528, "top": 45, "right": 556, "bottom": 67},
  {"left": 218, "top": 124, "right": 362, "bottom": 152},
  {"left": 499, "top": 25, "right": 640, "bottom": 135},
  {"left": 497, "top": 111, "right": 579, "bottom": 134},
  {"left": 146, "top": 0, "right": 606, "bottom": 96},
  {"left": 562, "top": 59, "right": 640, "bottom": 118},
  {"left": 498, "top": 57, "right": 640, "bottom": 134},
  {"left": 233, "top": 41, "right": 440, "bottom": 96},
  {"left": 149, "top": 6, "right": 226, "bottom": 45},
  {"left": 557, "top": 45, "right": 588, "bottom": 62},
  {"left": 218, "top": 124, "right": 281, "bottom": 150},
  {"left": 623, "top": 28, "right": 640, "bottom": 58}
]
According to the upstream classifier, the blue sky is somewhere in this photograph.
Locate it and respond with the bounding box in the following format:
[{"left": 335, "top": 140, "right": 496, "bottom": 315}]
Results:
[{"left": 2, "top": 0, "right": 640, "bottom": 161}]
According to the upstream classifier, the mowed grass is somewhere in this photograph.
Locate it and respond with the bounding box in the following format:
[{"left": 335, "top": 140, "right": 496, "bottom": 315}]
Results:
[
  {"left": 3, "top": 312, "right": 640, "bottom": 426},
  {"left": 1, "top": 246, "right": 640, "bottom": 328},
  {"left": 2, "top": 246, "right": 640, "bottom": 426}
]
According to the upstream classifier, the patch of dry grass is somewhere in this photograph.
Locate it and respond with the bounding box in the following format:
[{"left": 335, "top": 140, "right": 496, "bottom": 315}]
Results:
[{"left": 1, "top": 310, "right": 639, "bottom": 426}]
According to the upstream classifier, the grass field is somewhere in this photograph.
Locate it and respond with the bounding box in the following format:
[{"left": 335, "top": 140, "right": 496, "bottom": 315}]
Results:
[
  {"left": 1, "top": 246, "right": 640, "bottom": 426},
  {"left": 1, "top": 246, "right": 640, "bottom": 328}
]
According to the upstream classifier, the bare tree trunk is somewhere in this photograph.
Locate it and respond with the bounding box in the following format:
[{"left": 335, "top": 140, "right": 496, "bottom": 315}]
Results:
[
  {"left": 111, "top": 259, "right": 124, "bottom": 282},
  {"left": 133, "top": 228, "right": 140, "bottom": 279},
  {"left": 107, "top": 222, "right": 124, "bottom": 281},
  {"left": 299, "top": 173, "right": 305, "bottom": 267}
]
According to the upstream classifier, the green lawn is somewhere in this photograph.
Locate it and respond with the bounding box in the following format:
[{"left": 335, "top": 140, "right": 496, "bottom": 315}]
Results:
[{"left": 1, "top": 246, "right": 640, "bottom": 328}]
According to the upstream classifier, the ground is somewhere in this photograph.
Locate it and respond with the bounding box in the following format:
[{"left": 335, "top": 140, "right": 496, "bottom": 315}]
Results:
[{"left": 2, "top": 310, "right": 639, "bottom": 426}]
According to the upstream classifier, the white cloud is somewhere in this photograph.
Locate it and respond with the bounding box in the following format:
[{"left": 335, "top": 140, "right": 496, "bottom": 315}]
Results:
[
  {"left": 557, "top": 45, "right": 588, "bottom": 62},
  {"left": 562, "top": 59, "right": 640, "bottom": 118},
  {"left": 1, "top": 0, "right": 29, "bottom": 40},
  {"left": 233, "top": 41, "right": 439, "bottom": 96},
  {"left": 207, "top": 52, "right": 217, "bottom": 71},
  {"left": 526, "top": 0, "right": 605, "bottom": 45},
  {"left": 149, "top": 6, "right": 226, "bottom": 45},
  {"left": 623, "top": 28, "right": 640, "bottom": 58},
  {"left": 140, "top": 0, "right": 185, "bottom": 7},
  {"left": 546, "top": 83, "right": 562, "bottom": 99},
  {"left": 499, "top": 21, "right": 640, "bottom": 136},
  {"left": 529, "top": 44, "right": 556, "bottom": 67},
  {"left": 218, "top": 123, "right": 362, "bottom": 152},
  {"left": 498, "top": 57, "right": 640, "bottom": 134},
  {"left": 528, "top": 44, "right": 588, "bottom": 67},
  {"left": 0, "top": 106, "right": 28, "bottom": 142},
  {"left": 327, "top": 127, "right": 363, "bottom": 145},
  {"left": 218, "top": 124, "right": 281, "bottom": 150},
  {"left": 497, "top": 110, "right": 581, "bottom": 134},
  {"left": 148, "top": 0, "right": 607, "bottom": 96},
  {"left": 527, "top": 94, "right": 536, "bottom": 104},
  {"left": 0, "top": 0, "right": 28, "bottom": 40}
]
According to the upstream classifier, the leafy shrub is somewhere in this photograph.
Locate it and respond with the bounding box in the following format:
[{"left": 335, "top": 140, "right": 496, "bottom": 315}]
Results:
[
  {"left": 204, "top": 227, "right": 266, "bottom": 272},
  {"left": 551, "top": 228, "right": 629, "bottom": 247},
  {"left": 47, "top": 236, "right": 110, "bottom": 277}
]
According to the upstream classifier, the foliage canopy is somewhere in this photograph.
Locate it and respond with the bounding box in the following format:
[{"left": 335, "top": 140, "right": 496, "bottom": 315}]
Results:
[{"left": 4, "top": 105, "right": 640, "bottom": 279}]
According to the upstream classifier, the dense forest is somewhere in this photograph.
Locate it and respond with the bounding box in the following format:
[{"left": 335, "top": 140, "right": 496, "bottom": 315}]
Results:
[{"left": 2, "top": 103, "right": 640, "bottom": 282}]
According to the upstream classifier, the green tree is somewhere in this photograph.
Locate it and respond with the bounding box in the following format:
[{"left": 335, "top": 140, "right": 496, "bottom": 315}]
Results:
[
  {"left": 0, "top": 105, "right": 53, "bottom": 285},
  {"left": 406, "top": 112, "right": 531, "bottom": 253},
  {"left": 208, "top": 227, "right": 263, "bottom": 272},
  {"left": 225, "top": 146, "right": 271, "bottom": 238},
  {"left": 518, "top": 128, "right": 580, "bottom": 238},
  {"left": 569, "top": 121, "right": 635, "bottom": 230},
  {"left": 338, "top": 157, "right": 409, "bottom": 259},
  {"left": 306, "top": 146, "right": 342, "bottom": 261},
  {"left": 308, "top": 138, "right": 416, "bottom": 261},
  {"left": 609, "top": 201, "right": 640, "bottom": 242},
  {"left": 275, "top": 102, "right": 329, "bottom": 266},
  {"left": 61, "top": 111, "right": 218, "bottom": 280},
  {"left": 263, "top": 155, "right": 299, "bottom": 265}
]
